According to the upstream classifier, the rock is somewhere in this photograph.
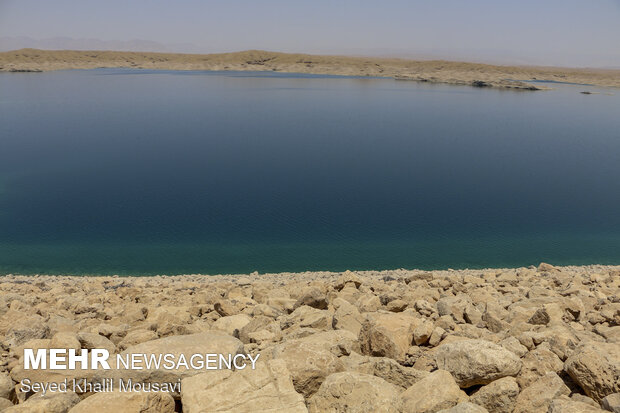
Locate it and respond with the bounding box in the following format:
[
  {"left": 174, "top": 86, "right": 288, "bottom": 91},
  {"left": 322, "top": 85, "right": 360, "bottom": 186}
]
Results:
[
  {"left": 4, "top": 316, "right": 50, "bottom": 347},
  {"left": 335, "top": 270, "right": 363, "bottom": 290},
  {"left": 294, "top": 286, "right": 328, "bottom": 310},
  {"left": 564, "top": 341, "right": 620, "bottom": 402},
  {"left": 538, "top": 262, "right": 559, "bottom": 272},
  {"left": 428, "top": 326, "right": 446, "bottom": 347},
  {"left": 513, "top": 372, "right": 570, "bottom": 413},
  {"left": 516, "top": 342, "right": 564, "bottom": 388},
  {"left": 118, "top": 332, "right": 244, "bottom": 385},
  {"left": 68, "top": 392, "right": 175, "bottom": 413},
  {"left": 401, "top": 370, "right": 468, "bottom": 413},
  {"left": 117, "top": 329, "right": 158, "bottom": 350},
  {"left": 438, "top": 402, "right": 489, "bottom": 413},
  {"left": 359, "top": 312, "right": 420, "bottom": 362},
  {"left": 0, "top": 372, "right": 13, "bottom": 399},
  {"left": 211, "top": 314, "right": 251, "bottom": 337},
  {"left": 214, "top": 300, "right": 241, "bottom": 317},
  {"left": 341, "top": 352, "right": 429, "bottom": 389},
  {"left": 332, "top": 298, "right": 364, "bottom": 335},
  {"left": 602, "top": 393, "right": 620, "bottom": 413},
  {"left": 387, "top": 299, "right": 408, "bottom": 312},
  {"left": 413, "top": 321, "right": 434, "bottom": 345},
  {"left": 356, "top": 294, "right": 382, "bottom": 312},
  {"left": 77, "top": 332, "right": 116, "bottom": 354},
  {"left": 181, "top": 359, "right": 307, "bottom": 413},
  {"left": 281, "top": 306, "right": 332, "bottom": 331},
  {"left": 307, "top": 372, "right": 402, "bottom": 413},
  {"left": 499, "top": 336, "right": 528, "bottom": 358},
  {"left": 5, "top": 391, "right": 80, "bottom": 413},
  {"left": 435, "top": 339, "right": 522, "bottom": 388},
  {"left": 272, "top": 330, "right": 358, "bottom": 397},
  {"left": 548, "top": 396, "right": 606, "bottom": 412},
  {"left": 469, "top": 377, "right": 519, "bottom": 413},
  {"left": 0, "top": 398, "right": 14, "bottom": 410},
  {"left": 50, "top": 332, "right": 81, "bottom": 351}
]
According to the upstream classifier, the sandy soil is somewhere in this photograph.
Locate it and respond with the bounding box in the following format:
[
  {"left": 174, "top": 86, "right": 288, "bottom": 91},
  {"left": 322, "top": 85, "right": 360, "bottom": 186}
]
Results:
[{"left": 1, "top": 48, "right": 619, "bottom": 90}]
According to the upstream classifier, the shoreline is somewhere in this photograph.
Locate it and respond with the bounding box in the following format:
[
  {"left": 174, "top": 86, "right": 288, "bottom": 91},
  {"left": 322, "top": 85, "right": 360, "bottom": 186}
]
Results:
[
  {"left": 2, "top": 48, "right": 620, "bottom": 90},
  {"left": 2, "top": 263, "right": 620, "bottom": 279}
]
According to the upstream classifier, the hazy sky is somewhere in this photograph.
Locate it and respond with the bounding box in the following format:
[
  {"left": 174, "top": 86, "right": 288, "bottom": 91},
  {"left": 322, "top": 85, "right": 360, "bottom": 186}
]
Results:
[{"left": 1, "top": 0, "right": 620, "bottom": 67}]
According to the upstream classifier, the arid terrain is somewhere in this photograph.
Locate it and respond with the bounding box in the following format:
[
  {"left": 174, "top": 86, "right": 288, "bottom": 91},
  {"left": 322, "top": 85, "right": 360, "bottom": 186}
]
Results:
[
  {"left": 2, "top": 49, "right": 620, "bottom": 90},
  {"left": 0, "top": 264, "right": 619, "bottom": 412}
]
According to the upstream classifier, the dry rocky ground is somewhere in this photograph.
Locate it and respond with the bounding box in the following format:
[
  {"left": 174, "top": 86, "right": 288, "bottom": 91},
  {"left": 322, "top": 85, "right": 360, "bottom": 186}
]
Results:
[
  {"left": 0, "top": 264, "right": 619, "bottom": 412},
  {"left": 2, "top": 49, "right": 620, "bottom": 91}
]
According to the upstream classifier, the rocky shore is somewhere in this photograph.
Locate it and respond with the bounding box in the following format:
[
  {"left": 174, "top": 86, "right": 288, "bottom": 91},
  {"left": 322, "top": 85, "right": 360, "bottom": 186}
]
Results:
[
  {"left": 0, "top": 264, "right": 619, "bottom": 412},
  {"left": 2, "top": 49, "right": 620, "bottom": 91}
]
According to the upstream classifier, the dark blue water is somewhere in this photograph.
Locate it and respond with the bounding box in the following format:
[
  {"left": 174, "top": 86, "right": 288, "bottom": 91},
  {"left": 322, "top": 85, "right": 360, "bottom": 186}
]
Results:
[{"left": 1, "top": 69, "right": 619, "bottom": 275}]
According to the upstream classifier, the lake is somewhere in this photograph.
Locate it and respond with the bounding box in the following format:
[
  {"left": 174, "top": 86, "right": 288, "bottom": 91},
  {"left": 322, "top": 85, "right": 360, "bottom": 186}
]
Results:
[{"left": 1, "top": 69, "right": 619, "bottom": 275}]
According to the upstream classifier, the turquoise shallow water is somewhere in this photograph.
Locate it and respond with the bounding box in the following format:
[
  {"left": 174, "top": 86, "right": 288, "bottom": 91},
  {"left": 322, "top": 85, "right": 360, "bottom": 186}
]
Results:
[{"left": 1, "top": 69, "right": 619, "bottom": 275}]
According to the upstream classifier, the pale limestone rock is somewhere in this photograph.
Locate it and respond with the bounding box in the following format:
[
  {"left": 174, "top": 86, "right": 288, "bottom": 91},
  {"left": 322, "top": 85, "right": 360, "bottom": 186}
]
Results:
[
  {"left": 341, "top": 352, "right": 428, "bottom": 389},
  {"left": 77, "top": 332, "right": 116, "bottom": 354},
  {"left": 5, "top": 391, "right": 80, "bottom": 413},
  {"left": 359, "top": 312, "right": 420, "bottom": 362},
  {"left": 548, "top": 396, "right": 606, "bottom": 412},
  {"left": 469, "top": 376, "right": 519, "bottom": 413},
  {"left": 428, "top": 326, "right": 446, "bottom": 347},
  {"left": 516, "top": 342, "right": 564, "bottom": 388},
  {"left": 413, "top": 321, "right": 434, "bottom": 345},
  {"left": 513, "top": 372, "right": 570, "bottom": 413},
  {"left": 0, "top": 398, "right": 14, "bottom": 410},
  {"left": 211, "top": 314, "right": 251, "bottom": 337},
  {"left": 0, "top": 372, "right": 13, "bottom": 399},
  {"left": 181, "top": 359, "right": 307, "bottom": 413},
  {"left": 387, "top": 299, "right": 408, "bottom": 312},
  {"left": 117, "top": 329, "right": 158, "bottom": 350},
  {"left": 307, "top": 372, "right": 402, "bottom": 413},
  {"left": 499, "top": 336, "right": 528, "bottom": 358},
  {"left": 602, "top": 393, "right": 620, "bottom": 413},
  {"left": 332, "top": 297, "right": 364, "bottom": 335},
  {"left": 435, "top": 339, "right": 522, "bottom": 388},
  {"left": 50, "top": 332, "right": 80, "bottom": 351},
  {"left": 68, "top": 391, "right": 175, "bottom": 413},
  {"left": 564, "top": 341, "right": 620, "bottom": 402},
  {"left": 335, "top": 270, "right": 363, "bottom": 290},
  {"left": 402, "top": 370, "right": 468, "bottom": 413},
  {"left": 271, "top": 330, "right": 358, "bottom": 396},
  {"left": 356, "top": 294, "right": 382, "bottom": 313},
  {"left": 437, "top": 402, "right": 489, "bottom": 413},
  {"left": 294, "top": 286, "right": 328, "bottom": 310}
]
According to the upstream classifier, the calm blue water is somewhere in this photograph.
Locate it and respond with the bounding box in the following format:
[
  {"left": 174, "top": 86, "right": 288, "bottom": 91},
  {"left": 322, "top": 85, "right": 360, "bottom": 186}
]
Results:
[{"left": 1, "top": 69, "right": 619, "bottom": 275}]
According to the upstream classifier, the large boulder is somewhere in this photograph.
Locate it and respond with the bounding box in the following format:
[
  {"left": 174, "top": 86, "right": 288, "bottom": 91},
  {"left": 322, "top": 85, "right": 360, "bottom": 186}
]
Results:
[
  {"left": 513, "top": 372, "right": 570, "bottom": 413},
  {"left": 211, "top": 314, "right": 251, "bottom": 337},
  {"left": 68, "top": 392, "right": 175, "bottom": 413},
  {"left": 5, "top": 391, "right": 80, "bottom": 413},
  {"left": 271, "top": 330, "right": 358, "bottom": 397},
  {"left": 437, "top": 403, "right": 489, "bottom": 413},
  {"left": 401, "top": 370, "right": 468, "bottom": 413},
  {"left": 469, "top": 376, "right": 519, "bottom": 413},
  {"left": 0, "top": 372, "right": 13, "bottom": 399},
  {"left": 342, "top": 352, "right": 429, "bottom": 389},
  {"left": 359, "top": 312, "right": 420, "bottom": 362},
  {"left": 181, "top": 359, "right": 307, "bottom": 413},
  {"left": 564, "top": 341, "right": 620, "bottom": 402},
  {"left": 435, "top": 339, "right": 522, "bottom": 387},
  {"left": 548, "top": 396, "right": 606, "bottom": 412},
  {"left": 601, "top": 393, "right": 620, "bottom": 413},
  {"left": 307, "top": 372, "right": 402, "bottom": 413},
  {"left": 516, "top": 343, "right": 564, "bottom": 388},
  {"left": 332, "top": 298, "right": 364, "bottom": 335}
]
